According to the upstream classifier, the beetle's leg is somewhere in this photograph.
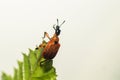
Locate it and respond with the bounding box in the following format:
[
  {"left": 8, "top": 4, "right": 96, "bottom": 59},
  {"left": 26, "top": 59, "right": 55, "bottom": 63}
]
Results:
[
  {"left": 53, "top": 24, "right": 56, "bottom": 30},
  {"left": 40, "top": 59, "right": 48, "bottom": 66},
  {"left": 43, "top": 32, "right": 51, "bottom": 40}
]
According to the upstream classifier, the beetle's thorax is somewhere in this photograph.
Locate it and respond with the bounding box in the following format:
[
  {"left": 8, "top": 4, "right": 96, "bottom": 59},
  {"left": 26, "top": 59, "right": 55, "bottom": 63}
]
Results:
[{"left": 51, "top": 34, "right": 59, "bottom": 43}]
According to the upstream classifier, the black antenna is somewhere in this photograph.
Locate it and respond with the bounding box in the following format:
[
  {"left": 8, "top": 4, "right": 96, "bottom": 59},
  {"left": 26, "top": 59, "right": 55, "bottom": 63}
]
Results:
[
  {"left": 60, "top": 20, "right": 65, "bottom": 27},
  {"left": 53, "top": 24, "right": 56, "bottom": 30},
  {"left": 57, "top": 19, "right": 59, "bottom": 26},
  {"left": 53, "top": 19, "right": 65, "bottom": 36}
]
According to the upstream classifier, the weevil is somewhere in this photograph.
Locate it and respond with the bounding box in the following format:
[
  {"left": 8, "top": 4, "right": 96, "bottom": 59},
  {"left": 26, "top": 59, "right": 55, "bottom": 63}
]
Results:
[
  {"left": 42, "top": 19, "right": 65, "bottom": 60},
  {"left": 34, "top": 19, "right": 65, "bottom": 68}
]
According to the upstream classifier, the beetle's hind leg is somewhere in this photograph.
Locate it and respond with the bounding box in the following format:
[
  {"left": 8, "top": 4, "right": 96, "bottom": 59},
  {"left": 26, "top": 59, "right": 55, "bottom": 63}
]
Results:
[
  {"left": 40, "top": 59, "right": 49, "bottom": 66},
  {"left": 42, "top": 32, "right": 51, "bottom": 40},
  {"left": 40, "top": 59, "right": 52, "bottom": 67}
]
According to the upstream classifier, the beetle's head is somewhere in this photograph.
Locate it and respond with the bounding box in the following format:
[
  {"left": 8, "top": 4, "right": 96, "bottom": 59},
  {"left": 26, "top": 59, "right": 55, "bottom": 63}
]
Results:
[{"left": 53, "top": 19, "right": 65, "bottom": 36}]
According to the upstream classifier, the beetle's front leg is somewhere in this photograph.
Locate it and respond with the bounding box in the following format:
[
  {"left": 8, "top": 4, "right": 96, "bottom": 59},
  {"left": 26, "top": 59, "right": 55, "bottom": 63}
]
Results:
[{"left": 43, "top": 32, "right": 51, "bottom": 40}]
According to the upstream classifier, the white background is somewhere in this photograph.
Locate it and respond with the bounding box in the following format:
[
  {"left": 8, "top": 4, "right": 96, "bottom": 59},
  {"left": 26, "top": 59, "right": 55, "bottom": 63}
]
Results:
[{"left": 0, "top": 0, "right": 120, "bottom": 80}]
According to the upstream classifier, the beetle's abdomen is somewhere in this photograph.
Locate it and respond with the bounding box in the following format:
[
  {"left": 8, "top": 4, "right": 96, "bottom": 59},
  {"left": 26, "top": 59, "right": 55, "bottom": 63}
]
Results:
[{"left": 42, "top": 42, "right": 60, "bottom": 59}]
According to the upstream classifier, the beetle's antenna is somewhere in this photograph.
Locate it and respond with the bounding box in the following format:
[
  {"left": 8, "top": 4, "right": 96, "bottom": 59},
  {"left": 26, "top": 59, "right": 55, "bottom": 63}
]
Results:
[
  {"left": 53, "top": 24, "right": 56, "bottom": 30},
  {"left": 57, "top": 19, "right": 59, "bottom": 26},
  {"left": 60, "top": 20, "right": 65, "bottom": 27}
]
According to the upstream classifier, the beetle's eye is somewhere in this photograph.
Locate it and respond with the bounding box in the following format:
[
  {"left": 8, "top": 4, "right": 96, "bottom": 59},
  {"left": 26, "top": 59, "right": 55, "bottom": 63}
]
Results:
[{"left": 54, "top": 41, "right": 58, "bottom": 44}]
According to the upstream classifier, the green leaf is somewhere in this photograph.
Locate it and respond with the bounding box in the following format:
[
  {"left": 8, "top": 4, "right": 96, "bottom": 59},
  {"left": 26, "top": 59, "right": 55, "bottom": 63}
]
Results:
[
  {"left": 29, "top": 49, "right": 37, "bottom": 72},
  {"left": 23, "top": 53, "right": 31, "bottom": 80},
  {"left": 30, "top": 49, "right": 57, "bottom": 80},
  {"left": 13, "top": 68, "right": 18, "bottom": 80},
  {"left": 1, "top": 72, "right": 12, "bottom": 80},
  {"left": 18, "top": 61, "right": 23, "bottom": 80},
  {"left": 1, "top": 40, "right": 57, "bottom": 80}
]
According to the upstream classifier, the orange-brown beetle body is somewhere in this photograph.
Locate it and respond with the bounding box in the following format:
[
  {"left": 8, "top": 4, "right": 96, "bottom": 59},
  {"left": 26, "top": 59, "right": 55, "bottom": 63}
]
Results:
[
  {"left": 42, "top": 19, "right": 65, "bottom": 60},
  {"left": 42, "top": 34, "right": 60, "bottom": 59}
]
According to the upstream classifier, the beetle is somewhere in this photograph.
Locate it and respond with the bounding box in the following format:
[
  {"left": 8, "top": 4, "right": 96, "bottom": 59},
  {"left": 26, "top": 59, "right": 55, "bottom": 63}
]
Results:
[
  {"left": 42, "top": 19, "right": 65, "bottom": 60},
  {"left": 34, "top": 19, "right": 65, "bottom": 67}
]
